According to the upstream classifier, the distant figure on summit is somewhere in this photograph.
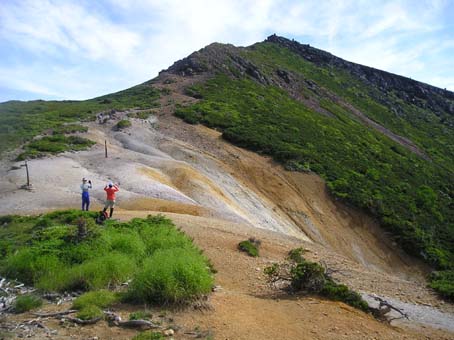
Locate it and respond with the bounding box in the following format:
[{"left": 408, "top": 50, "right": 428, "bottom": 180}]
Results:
[
  {"left": 103, "top": 181, "right": 119, "bottom": 218},
  {"left": 80, "top": 177, "right": 92, "bottom": 211}
]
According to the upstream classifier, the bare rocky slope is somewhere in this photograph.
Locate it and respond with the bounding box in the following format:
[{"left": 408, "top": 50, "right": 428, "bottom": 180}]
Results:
[{"left": 1, "top": 72, "right": 454, "bottom": 339}]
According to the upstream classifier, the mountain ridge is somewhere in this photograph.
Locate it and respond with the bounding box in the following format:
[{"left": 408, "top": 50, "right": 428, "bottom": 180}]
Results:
[
  {"left": 1, "top": 35, "right": 454, "bottom": 338},
  {"left": 160, "top": 35, "right": 454, "bottom": 299},
  {"left": 1, "top": 35, "right": 453, "bottom": 301}
]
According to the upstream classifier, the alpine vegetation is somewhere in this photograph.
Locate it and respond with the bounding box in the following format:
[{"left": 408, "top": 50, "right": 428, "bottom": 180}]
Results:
[{"left": 0, "top": 211, "right": 214, "bottom": 306}]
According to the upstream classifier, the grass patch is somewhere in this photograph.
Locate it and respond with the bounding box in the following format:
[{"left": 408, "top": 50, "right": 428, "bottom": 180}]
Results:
[
  {"left": 264, "top": 249, "right": 369, "bottom": 312},
  {"left": 126, "top": 248, "right": 213, "bottom": 305},
  {"left": 132, "top": 331, "right": 165, "bottom": 340},
  {"left": 129, "top": 310, "right": 153, "bottom": 320},
  {"left": 76, "top": 305, "right": 103, "bottom": 320},
  {"left": 115, "top": 119, "right": 132, "bottom": 130},
  {"left": 238, "top": 238, "right": 261, "bottom": 257},
  {"left": 72, "top": 290, "right": 119, "bottom": 310},
  {"left": 128, "top": 110, "right": 154, "bottom": 119},
  {"left": 17, "top": 135, "right": 95, "bottom": 160},
  {"left": 13, "top": 294, "right": 43, "bottom": 313},
  {"left": 0, "top": 211, "right": 214, "bottom": 306}
]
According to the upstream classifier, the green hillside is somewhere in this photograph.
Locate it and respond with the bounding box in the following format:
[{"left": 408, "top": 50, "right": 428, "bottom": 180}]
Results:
[
  {"left": 0, "top": 83, "right": 160, "bottom": 155},
  {"left": 172, "top": 37, "right": 454, "bottom": 299}
]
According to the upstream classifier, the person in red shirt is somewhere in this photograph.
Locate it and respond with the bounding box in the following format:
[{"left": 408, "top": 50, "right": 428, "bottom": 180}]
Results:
[{"left": 103, "top": 181, "right": 119, "bottom": 218}]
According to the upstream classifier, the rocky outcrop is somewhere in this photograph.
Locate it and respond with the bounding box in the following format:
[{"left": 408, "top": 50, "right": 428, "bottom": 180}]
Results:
[{"left": 266, "top": 34, "right": 454, "bottom": 124}]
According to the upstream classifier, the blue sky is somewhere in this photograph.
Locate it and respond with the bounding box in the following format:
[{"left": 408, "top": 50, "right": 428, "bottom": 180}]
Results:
[{"left": 1, "top": 0, "right": 453, "bottom": 102}]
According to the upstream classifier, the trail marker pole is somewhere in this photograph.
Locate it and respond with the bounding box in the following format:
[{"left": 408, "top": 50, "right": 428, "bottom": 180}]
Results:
[
  {"left": 20, "top": 161, "right": 31, "bottom": 189},
  {"left": 25, "top": 161, "right": 30, "bottom": 187},
  {"left": 105, "top": 139, "right": 108, "bottom": 158}
]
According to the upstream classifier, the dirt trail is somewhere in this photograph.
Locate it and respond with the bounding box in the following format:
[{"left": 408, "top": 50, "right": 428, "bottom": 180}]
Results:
[{"left": 0, "top": 74, "right": 453, "bottom": 339}]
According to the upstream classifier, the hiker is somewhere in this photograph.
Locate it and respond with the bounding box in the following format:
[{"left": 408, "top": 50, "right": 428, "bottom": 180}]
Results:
[
  {"left": 80, "top": 177, "right": 92, "bottom": 211},
  {"left": 103, "top": 181, "right": 119, "bottom": 218}
]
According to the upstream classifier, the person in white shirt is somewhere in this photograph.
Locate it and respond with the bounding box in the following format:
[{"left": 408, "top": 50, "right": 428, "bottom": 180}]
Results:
[{"left": 80, "top": 177, "right": 92, "bottom": 211}]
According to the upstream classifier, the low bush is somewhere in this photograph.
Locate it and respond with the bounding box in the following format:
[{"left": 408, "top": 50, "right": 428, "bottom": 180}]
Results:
[
  {"left": 238, "top": 238, "right": 260, "bottom": 257},
  {"left": 76, "top": 305, "right": 103, "bottom": 320},
  {"left": 116, "top": 119, "right": 132, "bottom": 130},
  {"left": 52, "top": 124, "right": 88, "bottom": 135},
  {"left": 430, "top": 270, "right": 454, "bottom": 300},
  {"left": 264, "top": 249, "right": 369, "bottom": 312},
  {"left": 13, "top": 294, "right": 43, "bottom": 313},
  {"left": 128, "top": 110, "right": 154, "bottom": 119},
  {"left": 321, "top": 281, "right": 369, "bottom": 311},
  {"left": 17, "top": 135, "right": 95, "bottom": 160}
]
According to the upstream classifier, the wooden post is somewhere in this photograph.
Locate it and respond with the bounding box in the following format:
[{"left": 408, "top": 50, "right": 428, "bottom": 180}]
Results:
[
  {"left": 20, "top": 161, "right": 31, "bottom": 189},
  {"left": 105, "top": 139, "right": 108, "bottom": 158},
  {"left": 25, "top": 161, "right": 30, "bottom": 187}
]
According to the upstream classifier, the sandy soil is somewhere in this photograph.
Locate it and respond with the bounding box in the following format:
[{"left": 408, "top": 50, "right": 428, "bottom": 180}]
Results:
[{"left": 0, "top": 73, "right": 453, "bottom": 339}]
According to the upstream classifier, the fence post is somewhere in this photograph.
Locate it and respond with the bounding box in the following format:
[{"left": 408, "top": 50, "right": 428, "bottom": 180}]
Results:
[{"left": 25, "top": 161, "right": 30, "bottom": 187}]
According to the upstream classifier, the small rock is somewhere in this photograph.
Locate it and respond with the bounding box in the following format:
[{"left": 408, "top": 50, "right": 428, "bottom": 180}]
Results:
[
  {"left": 163, "top": 329, "right": 175, "bottom": 336},
  {"left": 212, "top": 285, "right": 223, "bottom": 292}
]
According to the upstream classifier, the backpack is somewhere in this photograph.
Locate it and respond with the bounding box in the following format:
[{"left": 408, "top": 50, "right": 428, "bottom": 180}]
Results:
[{"left": 95, "top": 211, "right": 109, "bottom": 225}]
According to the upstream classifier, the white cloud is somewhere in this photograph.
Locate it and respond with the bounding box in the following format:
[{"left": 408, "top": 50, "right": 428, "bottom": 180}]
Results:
[
  {"left": 0, "top": 0, "right": 141, "bottom": 65},
  {"left": 0, "top": 0, "right": 452, "bottom": 100}
]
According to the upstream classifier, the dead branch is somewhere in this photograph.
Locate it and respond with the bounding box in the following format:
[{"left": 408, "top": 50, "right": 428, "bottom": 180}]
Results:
[
  {"left": 370, "top": 296, "right": 409, "bottom": 322},
  {"left": 320, "top": 261, "right": 342, "bottom": 279},
  {"left": 42, "top": 293, "right": 62, "bottom": 300},
  {"left": 32, "top": 309, "right": 77, "bottom": 317},
  {"left": 26, "top": 319, "right": 50, "bottom": 332},
  {"left": 104, "top": 311, "right": 161, "bottom": 330},
  {"left": 117, "top": 319, "right": 161, "bottom": 329},
  {"left": 59, "top": 316, "right": 102, "bottom": 325}
]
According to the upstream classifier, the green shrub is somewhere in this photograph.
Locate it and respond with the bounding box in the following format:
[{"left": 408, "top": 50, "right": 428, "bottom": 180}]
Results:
[
  {"left": 137, "top": 220, "right": 196, "bottom": 254},
  {"left": 430, "top": 270, "right": 454, "bottom": 300},
  {"left": 126, "top": 248, "right": 214, "bottom": 305},
  {"left": 116, "top": 119, "right": 132, "bottom": 130},
  {"left": 13, "top": 294, "right": 42, "bottom": 313},
  {"left": 40, "top": 253, "right": 137, "bottom": 291},
  {"left": 44, "top": 209, "right": 98, "bottom": 224},
  {"left": 238, "top": 240, "right": 259, "bottom": 257},
  {"left": 287, "top": 247, "right": 306, "bottom": 263},
  {"left": 265, "top": 249, "right": 369, "bottom": 312},
  {"left": 128, "top": 110, "right": 154, "bottom": 120},
  {"left": 76, "top": 305, "right": 103, "bottom": 320},
  {"left": 52, "top": 124, "right": 88, "bottom": 135},
  {"left": 129, "top": 310, "right": 152, "bottom": 320},
  {"left": 132, "top": 331, "right": 165, "bottom": 340},
  {"left": 290, "top": 261, "right": 326, "bottom": 292},
  {"left": 0, "top": 211, "right": 213, "bottom": 307},
  {"left": 321, "top": 281, "right": 369, "bottom": 311},
  {"left": 101, "top": 229, "right": 146, "bottom": 260},
  {"left": 17, "top": 135, "right": 95, "bottom": 160},
  {"left": 72, "top": 290, "right": 119, "bottom": 310}
]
